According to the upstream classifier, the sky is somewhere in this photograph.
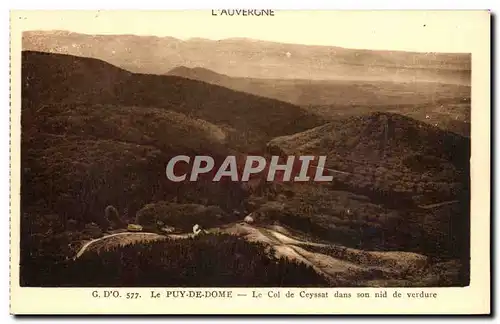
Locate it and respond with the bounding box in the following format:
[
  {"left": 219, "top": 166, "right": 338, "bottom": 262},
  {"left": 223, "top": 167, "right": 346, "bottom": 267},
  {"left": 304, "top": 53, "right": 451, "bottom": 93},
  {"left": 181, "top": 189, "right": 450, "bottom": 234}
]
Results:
[{"left": 12, "top": 10, "right": 489, "bottom": 53}]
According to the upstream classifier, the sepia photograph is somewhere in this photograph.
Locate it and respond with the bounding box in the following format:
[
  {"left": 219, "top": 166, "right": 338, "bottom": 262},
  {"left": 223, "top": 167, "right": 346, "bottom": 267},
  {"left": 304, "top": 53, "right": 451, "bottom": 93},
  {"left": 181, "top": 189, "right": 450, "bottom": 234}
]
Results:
[{"left": 9, "top": 10, "right": 490, "bottom": 315}]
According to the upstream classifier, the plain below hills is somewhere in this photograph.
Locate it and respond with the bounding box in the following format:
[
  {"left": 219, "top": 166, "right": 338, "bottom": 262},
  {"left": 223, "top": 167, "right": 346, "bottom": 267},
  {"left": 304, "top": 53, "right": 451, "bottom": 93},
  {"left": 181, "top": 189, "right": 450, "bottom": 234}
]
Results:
[
  {"left": 23, "top": 30, "right": 471, "bottom": 84},
  {"left": 167, "top": 65, "right": 470, "bottom": 107}
]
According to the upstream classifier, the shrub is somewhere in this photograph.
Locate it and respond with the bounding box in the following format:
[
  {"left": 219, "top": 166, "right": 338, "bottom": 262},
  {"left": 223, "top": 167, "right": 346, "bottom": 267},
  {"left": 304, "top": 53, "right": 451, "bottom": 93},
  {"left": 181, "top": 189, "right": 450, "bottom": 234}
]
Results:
[
  {"left": 104, "top": 205, "right": 126, "bottom": 229},
  {"left": 21, "top": 233, "right": 330, "bottom": 287}
]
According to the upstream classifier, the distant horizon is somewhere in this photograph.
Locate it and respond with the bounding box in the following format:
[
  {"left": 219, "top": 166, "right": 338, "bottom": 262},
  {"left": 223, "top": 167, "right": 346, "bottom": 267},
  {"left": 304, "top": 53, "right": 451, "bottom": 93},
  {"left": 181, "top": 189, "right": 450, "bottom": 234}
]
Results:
[
  {"left": 24, "top": 29, "right": 472, "bottom": 55},
  {"left": 13, "top": 10, "right": 486, "bottom": 54}
]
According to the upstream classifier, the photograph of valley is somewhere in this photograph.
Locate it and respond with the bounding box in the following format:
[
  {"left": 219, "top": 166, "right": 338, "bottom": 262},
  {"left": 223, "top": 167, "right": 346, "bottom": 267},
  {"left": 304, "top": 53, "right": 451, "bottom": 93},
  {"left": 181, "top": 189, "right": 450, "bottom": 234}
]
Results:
[{"left": 19, "top": 17, "right": 471, "bottom": 288}]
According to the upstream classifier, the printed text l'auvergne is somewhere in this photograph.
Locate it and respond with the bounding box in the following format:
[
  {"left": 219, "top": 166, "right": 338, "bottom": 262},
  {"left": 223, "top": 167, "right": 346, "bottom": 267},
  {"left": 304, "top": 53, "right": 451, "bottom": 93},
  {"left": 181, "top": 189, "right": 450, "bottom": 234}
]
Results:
[{"left": 211, "top": 9, "right": 275, "bottom": 17}]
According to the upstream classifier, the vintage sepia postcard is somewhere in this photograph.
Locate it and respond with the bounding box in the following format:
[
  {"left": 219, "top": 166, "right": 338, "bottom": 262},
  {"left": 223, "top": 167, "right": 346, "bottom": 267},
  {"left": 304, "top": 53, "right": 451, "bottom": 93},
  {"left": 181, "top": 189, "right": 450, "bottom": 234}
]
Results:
[{"left": 9, "top": 10, "right": 491, "bottom": 315}]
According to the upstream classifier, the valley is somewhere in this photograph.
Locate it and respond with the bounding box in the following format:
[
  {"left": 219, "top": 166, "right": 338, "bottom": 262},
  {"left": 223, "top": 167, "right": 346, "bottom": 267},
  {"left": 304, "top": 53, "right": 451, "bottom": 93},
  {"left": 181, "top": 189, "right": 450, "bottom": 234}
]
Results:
[{"left": 20, "top": 33, "right": 471, "bottom": 288}]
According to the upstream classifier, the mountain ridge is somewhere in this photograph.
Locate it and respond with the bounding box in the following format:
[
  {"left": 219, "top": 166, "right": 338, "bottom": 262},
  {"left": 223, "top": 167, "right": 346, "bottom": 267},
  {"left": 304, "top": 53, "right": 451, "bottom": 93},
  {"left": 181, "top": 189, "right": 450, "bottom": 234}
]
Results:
[
  {"left": 23, "top": 30, "right": 471, "bottom": 83},
  {"left": 28, "top": 30, "right": 472, "bottom": 56},
  {"left": 22, "top": 50, "right": 325, "bottom": 150}
]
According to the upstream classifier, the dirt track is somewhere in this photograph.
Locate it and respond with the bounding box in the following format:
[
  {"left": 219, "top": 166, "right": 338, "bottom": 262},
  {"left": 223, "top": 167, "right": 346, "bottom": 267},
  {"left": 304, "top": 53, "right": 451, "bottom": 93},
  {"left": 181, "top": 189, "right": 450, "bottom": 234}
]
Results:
[{"left": 218, "top": 222, "right": 428, "bottom": 286}]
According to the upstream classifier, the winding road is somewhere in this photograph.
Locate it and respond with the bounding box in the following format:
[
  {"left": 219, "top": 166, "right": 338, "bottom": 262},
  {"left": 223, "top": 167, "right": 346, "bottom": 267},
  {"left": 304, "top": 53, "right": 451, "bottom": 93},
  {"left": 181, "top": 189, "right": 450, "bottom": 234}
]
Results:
[
  {"left": 311, "top": 165, "right": 351, "bottom": 176},
  {"left": 417, "top": 200, "right": 459, "bottom": 209},
  {"left": 74, "top": 231, "right": 182, "bottom": 259}
]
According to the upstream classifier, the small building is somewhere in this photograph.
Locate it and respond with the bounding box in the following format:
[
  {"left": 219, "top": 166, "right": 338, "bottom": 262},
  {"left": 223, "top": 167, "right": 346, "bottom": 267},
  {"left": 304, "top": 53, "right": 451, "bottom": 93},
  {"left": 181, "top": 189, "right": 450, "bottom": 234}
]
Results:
[
  {"left": 244, "top": 215, "right": 254, "bottom": 224},
  {"left": 127, "top": 224, "right": 143, "bottom": 232},
  {"left": 193, "top": 224, "right": 202, "bottom": 236}
]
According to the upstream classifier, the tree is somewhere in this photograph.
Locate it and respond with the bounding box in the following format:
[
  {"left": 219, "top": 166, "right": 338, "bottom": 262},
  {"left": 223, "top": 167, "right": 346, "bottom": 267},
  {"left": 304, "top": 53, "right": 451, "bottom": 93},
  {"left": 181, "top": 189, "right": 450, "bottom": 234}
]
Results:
[{"left": 105, "top": 205, "right": 125, "bottom": 230}]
